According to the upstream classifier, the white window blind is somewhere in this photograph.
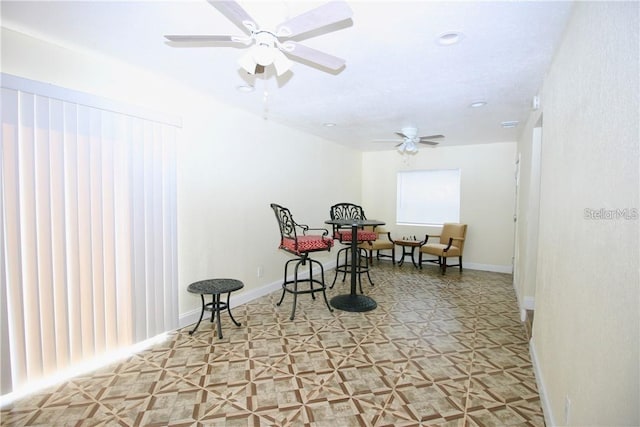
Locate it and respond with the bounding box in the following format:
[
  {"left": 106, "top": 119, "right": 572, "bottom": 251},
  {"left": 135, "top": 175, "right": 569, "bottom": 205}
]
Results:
[
  {"left": 397, "top": 169, "right": 461, "bottom": 225},
  {"left": 1, "top": 74, "right": 179, "bottom": 396}
]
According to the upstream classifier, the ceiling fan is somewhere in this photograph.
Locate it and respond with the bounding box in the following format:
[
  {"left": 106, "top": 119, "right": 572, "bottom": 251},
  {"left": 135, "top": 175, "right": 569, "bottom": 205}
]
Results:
[
  {"left": 164, "top": 0, "right": 353, "bottom": 76},
  {"left": 375, "top": 127, "right": 445, "bottom": 154}
]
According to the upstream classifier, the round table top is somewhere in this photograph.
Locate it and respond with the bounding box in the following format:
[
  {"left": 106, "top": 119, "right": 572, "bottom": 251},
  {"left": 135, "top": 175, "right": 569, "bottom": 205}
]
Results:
[
  {"left": 187, "top": 278, "right": 244, "bottom": 295},
  {"left": 325, "top": 219, "right": 385, "bottom": 227},
  {"left": 394, "top": 239, "right": 423, "bottom": 247}
]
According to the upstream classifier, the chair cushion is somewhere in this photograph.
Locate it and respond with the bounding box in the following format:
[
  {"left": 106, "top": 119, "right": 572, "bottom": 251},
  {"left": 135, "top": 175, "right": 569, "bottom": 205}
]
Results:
[
  {"left": 335, "top": 230, "right": 377, "bottom": 242},
  {"left": 421, "top": 243, "right": 461, "bottom": 257},
  {"left": 281, "top": 236, "right": 333, "bottom": 254},
  {"left": 359, "top": 240, "right": 394, "bottom": 250}
]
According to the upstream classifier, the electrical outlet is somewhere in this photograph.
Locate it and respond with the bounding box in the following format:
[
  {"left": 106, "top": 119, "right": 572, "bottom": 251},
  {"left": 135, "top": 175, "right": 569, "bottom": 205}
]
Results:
[
  {"left": 257, "top": 266, "right": 264, "bottom": 278},
  {"left": 564, "top": 395, "right": 571, "bottom": 425}
]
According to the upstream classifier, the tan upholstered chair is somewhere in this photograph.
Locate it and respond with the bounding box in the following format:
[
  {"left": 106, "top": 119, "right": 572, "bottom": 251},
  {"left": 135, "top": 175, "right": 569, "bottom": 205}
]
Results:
[
  {"left": 418, "top": 223, "right": 467, "bottom": 274},
  {"left": 358, "top": 226, "right": 395, "bottom": 264}
]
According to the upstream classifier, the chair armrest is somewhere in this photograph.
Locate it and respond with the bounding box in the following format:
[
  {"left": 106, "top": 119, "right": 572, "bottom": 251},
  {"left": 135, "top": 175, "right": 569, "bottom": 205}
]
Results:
[
  {"left": 385, "top": 232, "right": 394, "bottom": 242},
  {"left": 443, "top": 236, "right": 463, "bottom": 251},
  {"left": 303, "top": 226, "right": 330, "bottom": 237}
]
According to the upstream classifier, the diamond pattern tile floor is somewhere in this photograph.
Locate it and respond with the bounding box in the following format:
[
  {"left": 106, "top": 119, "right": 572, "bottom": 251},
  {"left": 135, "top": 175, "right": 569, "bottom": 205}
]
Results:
[{"left": 1, "top": 263, "right": 544, "bottom": 426}]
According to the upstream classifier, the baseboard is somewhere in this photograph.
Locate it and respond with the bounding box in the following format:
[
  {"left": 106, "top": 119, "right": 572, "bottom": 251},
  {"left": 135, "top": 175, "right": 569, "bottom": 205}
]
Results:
[
  {"left": 510, "top": 272, "right": 535, "bottom": 322},
  {"left": 517, "top": 296, "right": 536, "bottom": 322},
  {"left": 530, "top": 338, "right": 554, "bottom": 426},
  {"left": 464, "top": 262, "right": 513, "bottom": 274}
]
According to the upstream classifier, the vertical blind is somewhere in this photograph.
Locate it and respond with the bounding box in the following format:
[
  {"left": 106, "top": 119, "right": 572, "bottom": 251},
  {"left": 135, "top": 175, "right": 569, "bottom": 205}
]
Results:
[{"left": 1, "top": 75, "right": 179, "bottom": 396}]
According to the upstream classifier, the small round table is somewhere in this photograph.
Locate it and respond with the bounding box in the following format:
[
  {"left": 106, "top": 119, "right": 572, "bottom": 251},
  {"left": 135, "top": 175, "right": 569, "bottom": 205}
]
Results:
[
  {"left": 187, "top": 278, "right": 244, "bottom": 338},
  {"left": 394, "top": 238, "right": 424, "bottom": 268}
]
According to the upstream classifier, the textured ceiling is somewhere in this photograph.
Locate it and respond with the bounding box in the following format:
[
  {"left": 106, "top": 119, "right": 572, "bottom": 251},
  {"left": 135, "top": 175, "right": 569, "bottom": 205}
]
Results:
[{"left": 1, "top": 0, "right": 573, "bottom": 151}]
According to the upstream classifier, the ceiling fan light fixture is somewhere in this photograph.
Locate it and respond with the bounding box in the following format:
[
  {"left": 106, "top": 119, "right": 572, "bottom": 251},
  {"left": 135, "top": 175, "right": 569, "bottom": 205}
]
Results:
[
  {"left": 239, "top": 43, "right": 292, "bottom": 76},
  {"left": 253, "top": 44, "right": 276, "bottom": 66},
  {"left": 238, "top": 50, "right": 258, "bottom": 74},
  {"left": 397, "top": 141, "right": 418, "bottom": 154},
  {"left": 272, "top": 49, "right": 293, "bottom": 76}
]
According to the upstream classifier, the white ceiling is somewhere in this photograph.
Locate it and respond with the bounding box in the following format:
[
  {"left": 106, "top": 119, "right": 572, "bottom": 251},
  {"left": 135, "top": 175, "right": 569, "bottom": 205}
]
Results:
[{"left": 1, "top": 0, "right": 573, "bottom": 151}]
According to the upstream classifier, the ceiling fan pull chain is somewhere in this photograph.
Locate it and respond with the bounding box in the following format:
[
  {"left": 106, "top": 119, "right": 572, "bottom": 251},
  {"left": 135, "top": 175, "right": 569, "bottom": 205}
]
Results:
[{"left": 262, "top": 73, "right": 269, "bottom": 120}]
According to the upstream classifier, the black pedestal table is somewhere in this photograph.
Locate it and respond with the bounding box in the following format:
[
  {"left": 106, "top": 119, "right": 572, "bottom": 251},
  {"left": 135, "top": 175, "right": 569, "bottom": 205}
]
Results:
[{"left": 325, "top": 219, "right": 385, "bottom": 312}]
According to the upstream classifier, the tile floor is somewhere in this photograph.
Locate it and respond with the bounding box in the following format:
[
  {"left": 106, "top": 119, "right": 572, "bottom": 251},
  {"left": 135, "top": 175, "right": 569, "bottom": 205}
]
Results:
[{"left": 1, "top": 262, "right": 544, "bottom": 426}]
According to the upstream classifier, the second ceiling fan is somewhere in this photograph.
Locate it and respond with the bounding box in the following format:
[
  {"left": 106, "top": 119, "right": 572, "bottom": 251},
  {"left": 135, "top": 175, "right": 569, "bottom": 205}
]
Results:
[
  {"left": 375, "top": 127, "right": 445, "bottom": 154},
  {"left": 164, "top": 0, "right": 353, "bottom": 76}
]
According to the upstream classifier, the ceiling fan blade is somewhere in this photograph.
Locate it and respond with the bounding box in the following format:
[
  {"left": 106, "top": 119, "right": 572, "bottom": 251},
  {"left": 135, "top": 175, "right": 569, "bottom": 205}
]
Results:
[
  {"left": 285, "top": 42, "right": 345, "bottom": 70},
  {"left": 395, "top": 132, "right": 408, "bottom": 139},
  {"left": 165, "top": 35, "right": 238, "bottom": 43},
  {"left": 419, "top": 134, "right": 444, "bottom": 141},
  {"left": 276, "top": 1, "right": 353, "bottom": 38},
  {"left": 418, "top": 141, "right": 440, "bottom": 146},
  {"left": 373, "top": 139, "right": 403, "bottom": 143},
  {"left": 208, "top": 0, "right": 256, "bottom": 34}
]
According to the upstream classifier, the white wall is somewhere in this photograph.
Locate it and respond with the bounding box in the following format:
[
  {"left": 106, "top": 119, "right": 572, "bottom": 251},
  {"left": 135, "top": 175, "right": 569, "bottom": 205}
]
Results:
[
  {"left": 362, "top": 142, "right": 517, "bottom": 271},
  {"left": 529, "top": 2, "right": 639, "bottom": 425},
  {"left": 1, "top": 27, "right": 362, "bottom": 320}
]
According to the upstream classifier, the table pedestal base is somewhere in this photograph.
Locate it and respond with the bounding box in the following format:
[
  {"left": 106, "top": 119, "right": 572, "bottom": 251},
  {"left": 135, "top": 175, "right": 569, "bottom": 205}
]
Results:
[{"left": 330, "top": 294, "right": 377, "bottom": 312}]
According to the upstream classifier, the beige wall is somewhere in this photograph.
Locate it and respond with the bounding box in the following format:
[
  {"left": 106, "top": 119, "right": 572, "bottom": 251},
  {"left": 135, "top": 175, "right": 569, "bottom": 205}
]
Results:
[
  {"left": 1, "top": 27, "right": 362, "bottom": 319},
  {"left": 362, "top": 142, "right": 517, "bottom": 271},
  {"left": 529, "top": 2, "right": 639, "bottom": 425}
]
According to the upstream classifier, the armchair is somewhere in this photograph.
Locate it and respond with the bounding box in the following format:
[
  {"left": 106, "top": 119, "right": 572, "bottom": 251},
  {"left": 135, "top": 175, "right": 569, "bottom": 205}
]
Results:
[
  {"left": 358, "top": 226, "right": 395, "bottom": 264},
  {"left": 418, "top": 223, "right": 467, "bottom": 274}
]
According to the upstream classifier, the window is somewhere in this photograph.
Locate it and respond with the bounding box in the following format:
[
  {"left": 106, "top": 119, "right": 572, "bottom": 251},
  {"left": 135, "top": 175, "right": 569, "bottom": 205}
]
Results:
[{"left": 397, "top": 169, "right": 461, "bottom": 225}]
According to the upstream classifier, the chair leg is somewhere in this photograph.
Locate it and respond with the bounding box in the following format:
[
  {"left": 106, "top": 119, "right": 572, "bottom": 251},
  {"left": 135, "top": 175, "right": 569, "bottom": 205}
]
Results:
[
  {"left": 290, "top": 260, "right": 302, "bottom": 320},
  {"left": 459, "top": 256, "right": 463, "bottom": 272},
  {"left": 358, "top": 262, "right": 363, "bottom": 294},
  {"left": 341, "top": 248, "right": 349, "bottom": 282},
  {"left": 279, "top": 255, "right": 333, "bottom": 320},
  {"left": 307, "top": 258, "right": 316, "bottom": 300},
  {"left": 361, "top": 248, "right": 374, "bottom": 287},
  {"left": 331, "top": 247, "right": 348, "bottom": 288},
  {"left": 313, "top": 259, "right": 333, "bottom": 314},
  {"left": 277, "top": 259, "right": 295, "bottom": 306},
  {"left": 330, "top": 249, "right": 340, "bottom": 288}
]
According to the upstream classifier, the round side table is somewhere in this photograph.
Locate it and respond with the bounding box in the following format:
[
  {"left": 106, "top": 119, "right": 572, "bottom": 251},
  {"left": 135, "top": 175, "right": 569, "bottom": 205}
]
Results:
[{"left": 187, "top": 278, "right": 244, "bottom": 338}]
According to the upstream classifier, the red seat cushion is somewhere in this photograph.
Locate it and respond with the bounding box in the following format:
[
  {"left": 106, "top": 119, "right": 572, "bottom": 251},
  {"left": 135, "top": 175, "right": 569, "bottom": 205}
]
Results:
[
  {"left": 335, "top": 230, "right": 377, "bottom": 242},
  {"left": 281, "top": 236, "right": 333, "bottom": 255}
]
